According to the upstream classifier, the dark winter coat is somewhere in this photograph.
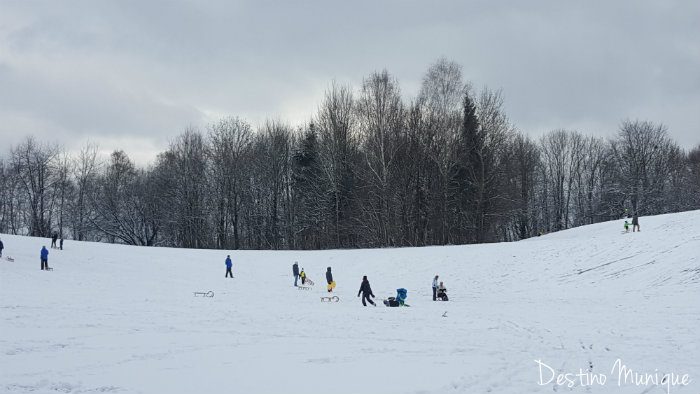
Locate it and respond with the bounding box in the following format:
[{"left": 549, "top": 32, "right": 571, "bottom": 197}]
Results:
[
  {"left": 632, "top": 215, "right": 639, "bottom": 225},
  {"left": 293, "top": 263, "right": 299, "bottom": 277},
  {"left": 225, "top": 257, "right": 232, "bottom": 268},
  {"left": 357, "top": 279, "right": 374, "bottom": 297},
  {"left": 326, "top": 267, "right": 333, "bottom": 284},
  {"left": 40, "top": 247, "right": 49, "bottom": 260},
  {"left": 0, "top": 240, "right": 4, "bottom": 250}
]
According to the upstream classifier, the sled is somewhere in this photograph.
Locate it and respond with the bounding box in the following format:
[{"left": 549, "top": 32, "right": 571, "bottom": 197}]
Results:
[
  {"left": 45, "top": 267, "right": 53, "bottom": 271},
  {"left": 304, "top": 278, "right": 314, "bottom": 286},
  {"left": 5, "top": 256, "right": 14, "bottom": 262},
  {"left": 193, "top": 291, "right": 214, "bottom": 297},
  {"left": 297, "top": 286, "right": 311, "bottom": 291},
  {"left": 320, "top": 296, "right": 340, "bottom": 302}
]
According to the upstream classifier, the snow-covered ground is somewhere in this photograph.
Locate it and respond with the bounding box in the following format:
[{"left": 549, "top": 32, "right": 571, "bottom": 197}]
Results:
[{"left": 1, "top": 211, "right": 699, "bottom": 394}]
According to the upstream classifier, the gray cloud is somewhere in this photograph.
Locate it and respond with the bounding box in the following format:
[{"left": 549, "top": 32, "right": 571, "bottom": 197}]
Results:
[{"left": 1, "top": 1, "right": 698, "bottom": 165}]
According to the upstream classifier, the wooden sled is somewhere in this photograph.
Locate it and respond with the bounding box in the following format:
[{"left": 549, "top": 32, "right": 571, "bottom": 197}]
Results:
[
  {"left": 297, "top": 286, "right": 311, "bottom": 291},
  {"left": 320, "top": 296, "right": 340, "bottom": 302},
  {"left": 193, "top": 291, "right": 215, "bottom": 297},
  {"left": 45, "top": 267, "right": 53, "bottom": 271},
  {"left": 304, "top": 278, "right": 314, "bottom": 286},
  {"left": 5, "top": 256, "right": 14, "bottom": 262}
]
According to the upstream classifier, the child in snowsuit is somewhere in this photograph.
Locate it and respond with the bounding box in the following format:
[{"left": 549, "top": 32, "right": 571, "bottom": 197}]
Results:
[
  {"left": 225, "top": 255, "right": 233, "bottom": 278},
  {"left": 326, "top": 267, "right": 335, "bottom": 292},
  {"left": 437, "top": 281, "right": 448, "bottom": 301},
  {"left": 300, "top": 269, "right": 306, "bottom": 285},
  {"left": 357, "top": 276, "right": 376, "bottom": 306},
  {"left": 624, "top": 221, "right": 629, "bottom": 232}
]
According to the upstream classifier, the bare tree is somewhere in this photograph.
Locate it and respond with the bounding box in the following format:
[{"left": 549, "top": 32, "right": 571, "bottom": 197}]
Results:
[
  {"left": 418, "top": 57, "right": 468, "bottom": 244},
  {"left": 71, "top": 142, "right": 101, "bottom": 241},
  {"left": 316, "top": 81, "right": 359, "bottom": 248},
  {"left": 207, "top": 117, "right": 253, "bottom": 249},
  {"left": 10, "top": 136, "right": 60, "bottom": 236},
  {"left": 247, "top": 121, "right": 293, "bottom": 249},
  {"left": 163, "top": 129, "right": 210, "bottom": 248},
  {"left": 610, "top": 120, "right": 674, "bottom": 215},
  {"left": 356, "top": 69, "right": 404, "bottom": 246},
  {"left": 90, "top": 150, "right": 138, "bottom": 244},
  {"left": 53, "top": 152, "right": 73, "bottom": 240}
]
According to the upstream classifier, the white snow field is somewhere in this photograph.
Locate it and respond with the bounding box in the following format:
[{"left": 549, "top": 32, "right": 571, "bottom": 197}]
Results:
[{"left": 1, "top": 211, "right": 699, "bottom": 394}]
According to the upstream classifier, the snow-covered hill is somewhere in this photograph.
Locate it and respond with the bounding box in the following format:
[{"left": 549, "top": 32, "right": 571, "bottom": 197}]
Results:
[{"left": 1, "top": 211, "right": 699, "bottom": 393}]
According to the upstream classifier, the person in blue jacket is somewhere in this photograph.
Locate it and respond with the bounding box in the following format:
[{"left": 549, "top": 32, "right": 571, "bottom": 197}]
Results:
[
  {"left": 40, "top": 246, "right": 49, "bottom": 270},
  {"left": 225, "top": 255, "right": 233, "bottom": 278}
]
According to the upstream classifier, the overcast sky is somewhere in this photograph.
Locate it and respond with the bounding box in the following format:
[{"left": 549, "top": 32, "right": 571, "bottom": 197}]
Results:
[{"left": 1, "top": 1, "right": 698, "bottom": 165}]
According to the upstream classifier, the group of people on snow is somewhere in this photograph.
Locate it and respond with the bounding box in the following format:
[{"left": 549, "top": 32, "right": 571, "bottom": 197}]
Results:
[
  {"left": 432, "top": 275, "right": 448, "bottom": 301},
  {"left": 291, "top": 261, "right": 309, "bottom": 287},
  {"left": 291, "top": 261, "right": 446, "bottom": 306},
  {"left": 50, "top": 233, "right": 64, "bottom": 250},
  {"left": 623, "top": 213, "right": 641, "bottom": 233}
]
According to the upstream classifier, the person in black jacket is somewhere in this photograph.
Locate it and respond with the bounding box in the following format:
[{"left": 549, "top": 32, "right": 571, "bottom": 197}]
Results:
[
  {"left": 0, "top": 238, "right": 4, "bottom": 258},
  {"left": 326, "top": 267, "right": 334, "bottom": 292},
  {"left": 357, "top": 275, "right": 376, "bottom": 306},
  {"left": 292, "top": 261, "right": 300, "bottom": 286}
]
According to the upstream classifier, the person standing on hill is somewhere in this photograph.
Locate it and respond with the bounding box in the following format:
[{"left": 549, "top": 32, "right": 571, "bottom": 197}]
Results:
[
  {"left": 300, "top": 268, "right": 306, "bottom": 285},
  {"left": 40, "top": 246, "right": 49, "bottom": 270},
  {"left": 60, "top": 238, "right": 64, "bottom": 250},
  {"left": 357, "top": 276, "right": 376, "bottom": 306},
  {"left": 632, "top": 214, "right": 640, "bottom": 232},
  {"left": 292, "top": 261, "right": 300, "bottom": 286},
  {"left": 432, "top": 275, "right": 439, "bottom": 301},
  {"left": 326, "top": 267, "right": 335, "bottom": 292},
  {"left": 0, "top": 238, "right": 4, "bottom": 258},
  {"left": 225, "top": 255, "right": 233, "bottom": 278},
  {"left": 51, "top": 233, "right": 58, "bottom": 249}
]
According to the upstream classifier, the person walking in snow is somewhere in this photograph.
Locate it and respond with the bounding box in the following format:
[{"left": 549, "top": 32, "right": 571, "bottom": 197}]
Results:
[
  {"left": 51, "top": 233, "right": 58, "bottom": 249},
  {"left": 40, "top": 246, "right": 49, "bottom": 270},
  {"left": 300, "top": 268, "right": 306, "bottom": 285},
  {"left": 624, "top": 220, "right": 630, "bottom": 233},
  {"left": 292, "top": 261, "right": 300, "bottom": 286},
  {"left": 0, "top": 238, "right": 4, "bottom": 258},
  {"left": 326, "top": 267, "right": 335, "bottom": 292},
  {"left": 225, "top": 255, "right": 233, "bottom": 278},
  {"left": 60, "top": 238, "right": 64, "bottom": 250},
  {"left": 632, "top": 214, "right": 640, "bottom": 232},
  {"left": 357, "top": 276, "right": 376, "bottom": 306},
  {"left": 432, "top": 275, "right": 439, "bottom": 301}
]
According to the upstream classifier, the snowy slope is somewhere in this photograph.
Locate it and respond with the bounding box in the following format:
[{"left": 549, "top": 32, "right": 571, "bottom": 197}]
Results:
[{"left": 1, "top": 211, "right": 698, "bottom": 394}]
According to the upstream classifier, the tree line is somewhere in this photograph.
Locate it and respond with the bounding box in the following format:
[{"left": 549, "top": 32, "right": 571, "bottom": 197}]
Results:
[{"left": 1, "top": 58, "right": 698, "bottom": 250}]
